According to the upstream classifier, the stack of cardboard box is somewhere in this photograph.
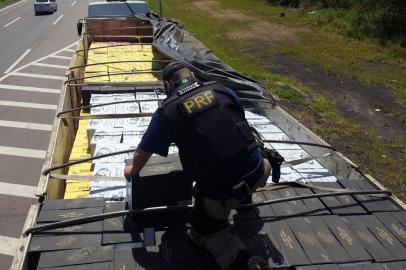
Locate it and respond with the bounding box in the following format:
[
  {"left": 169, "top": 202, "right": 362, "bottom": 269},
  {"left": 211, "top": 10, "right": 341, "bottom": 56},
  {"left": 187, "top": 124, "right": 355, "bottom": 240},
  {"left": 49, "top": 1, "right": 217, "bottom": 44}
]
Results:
[{"left": 84, "top": 43, "right": 159, "bottom": 83}]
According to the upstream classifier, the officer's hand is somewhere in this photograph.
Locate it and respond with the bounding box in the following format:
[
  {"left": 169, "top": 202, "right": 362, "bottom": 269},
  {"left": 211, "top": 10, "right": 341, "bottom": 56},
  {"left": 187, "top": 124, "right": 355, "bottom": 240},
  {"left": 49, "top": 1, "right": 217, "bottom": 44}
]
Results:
[{"left": 124, "top": 165, "right": 134, "bottom": 179}]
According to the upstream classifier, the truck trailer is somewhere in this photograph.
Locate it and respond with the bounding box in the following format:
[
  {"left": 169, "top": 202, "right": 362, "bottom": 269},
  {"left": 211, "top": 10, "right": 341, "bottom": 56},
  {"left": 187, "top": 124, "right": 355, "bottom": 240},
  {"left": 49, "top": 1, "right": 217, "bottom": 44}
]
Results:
[{"left": 10, "top": 13, "right": 406, "bottom": 270}]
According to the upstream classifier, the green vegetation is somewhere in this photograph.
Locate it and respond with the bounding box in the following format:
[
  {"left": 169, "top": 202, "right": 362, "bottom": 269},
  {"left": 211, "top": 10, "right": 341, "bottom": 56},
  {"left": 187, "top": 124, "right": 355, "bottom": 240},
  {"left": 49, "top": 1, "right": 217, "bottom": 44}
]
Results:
[
  {"left": 147, "top": 0, "right": 406, "bottom": 200},
  {"left": 0, "top": 0, "right": 20, "bottom": 9},
  {"left": 270, "top": 0, "right": 406, "bottom": 45}
]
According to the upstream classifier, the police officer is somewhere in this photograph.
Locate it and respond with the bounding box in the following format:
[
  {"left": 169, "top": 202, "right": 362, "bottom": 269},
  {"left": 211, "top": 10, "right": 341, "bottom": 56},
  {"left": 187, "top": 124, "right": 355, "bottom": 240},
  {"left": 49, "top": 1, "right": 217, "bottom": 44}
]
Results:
[{"left": 124, "top": 62, "right": 271, "bottom": 270}]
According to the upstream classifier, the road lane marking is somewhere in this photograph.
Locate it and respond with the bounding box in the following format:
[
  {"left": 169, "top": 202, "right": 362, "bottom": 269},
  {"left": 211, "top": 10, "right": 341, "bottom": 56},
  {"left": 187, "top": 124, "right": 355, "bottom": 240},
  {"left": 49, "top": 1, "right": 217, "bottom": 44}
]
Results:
[
  {"left": 0, "top": 146, "right": 46, "bottom": 159},
  {"left": 3, "top": 17, "right": 21, "bottom": 28},
  {"left": 71, "top": 0, "right": 77, "bottom": 6},
  {"left": 0, "top": 120, "right": 52, "bottom": 131},
  {"left": 0, "top": 100, "right": 57, "bottom": 110},
  {"left": 0, "top": 84, "right": 60, "bottom": 94},
  {"left": 0, "top": 181, "right": 37, "bottom": 198},
  {"left": 4, "top": 49, "right": 31, "bottom": 74},
  {"left": 0, "top": 235, "right": 19, "bottom": 256},
  {"left": 50, "top": 55, "right": 71, "bottom": 60},
  {"left": 12, "top": 72, "right": 64, "bottom": 80},
  {"left": 52, "top": 14, "right": 64, "bottom": 25},
  {"left": 32, "top": 62, "right": 68, "bottom": 69},
  {"left": 0, "top": 0, "right": 26, "bottom": 13},
  {"left": 0, "top": 42, "right": 77, "bottom": 82},
  {"left": 64, "top": 48, "right": 75, "bottom": 53}
]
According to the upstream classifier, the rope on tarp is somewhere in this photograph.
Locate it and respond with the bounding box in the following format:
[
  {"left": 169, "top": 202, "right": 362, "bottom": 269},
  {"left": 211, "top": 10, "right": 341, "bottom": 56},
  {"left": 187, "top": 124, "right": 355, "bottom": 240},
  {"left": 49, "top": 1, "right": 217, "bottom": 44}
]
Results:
[
  {"left": 262, "top": 140, "right": 336, "bottom": 151},
  {"left": 64, "top": 70, "right": 164, "bottom": 84},
  {"left": 24, "top": 189, "right": 391, "bottom": 236},
  {"left": 49, "top": 174, "right": 126, "bottom": 181},
  {"left": 41, "top": 148, "right": 137, "bottom": 175},
  {"left": 43, "top": 151, "right": 331, "bottom": 179},
  {"left": 60, "top": 112, "right": 154, "bottom": 120},
  {"left": 69, "top": 60, "right": 173, "bottom": 71}
]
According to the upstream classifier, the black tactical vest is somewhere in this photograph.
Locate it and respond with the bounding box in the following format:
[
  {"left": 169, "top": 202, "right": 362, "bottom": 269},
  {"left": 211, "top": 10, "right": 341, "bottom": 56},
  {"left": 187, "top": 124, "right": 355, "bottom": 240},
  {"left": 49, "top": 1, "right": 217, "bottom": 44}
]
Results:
[{"left": 161, "top": 81, "right": 257, "bottom": 180}]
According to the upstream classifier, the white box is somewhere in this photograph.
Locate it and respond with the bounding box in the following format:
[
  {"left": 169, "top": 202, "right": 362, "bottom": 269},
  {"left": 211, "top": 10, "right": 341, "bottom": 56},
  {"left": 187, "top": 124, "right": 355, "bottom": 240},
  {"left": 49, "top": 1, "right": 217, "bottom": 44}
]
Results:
[
  {"left": 110, "top": 163, "right": 126, "bottom": 177},
  {"left": 268, "top": 143, "right": 302, "bottom": 150},
  {"left": 93, "top": 163, "right": 112, "bottom": 177},
  {"left": 244, "top": 110, "right": 265, "bottom": 119},
  {"left": 252, "top": 123, "right": 283, "bottom": 133},
  {"left": 261, "top": 132, "right": 292, "bottom": 141},
  {"left": 247, "top": 118, "right": 272, "bottom": 125},
  {"left": 139, "top": 101, "right": 159, "bottom": 113},
  {"left": 278, "top": 149, "right": 311, "bottom": 162},
  {"left": 93, "top": 163, "right": 126, "bottom": 177},
  {"left": 267, "top": 167, "right": 303, "bottom": 184},
  {"left": 136, "top": 92, "right": 157, "bottom": 100},
  {"left": 125, "top": 117, "right": 140, "bottom": 127},
  {"left": 113, "top": 93, "right": 135, "bottom": 102},
  {"left": 138, "top": 117, "right": 152, "bottom": 126},
  {"left": 158, "top": 94, "right": 167, "bottom": 100},
  {"left": 90, "top": 131, "right": 122, "bottom": 154},
  {"left": 113, "top": 118, "right": 126, "bottom": 128},
  {"left": 89, "top": 180, "right": 127, "bottom": 201},
  {"left": 87, "top": 119, "right": 116, "bottom": 139},
  {"left": 115, "top": 102, "right": 140, "bottom": 114},
  {"left": 122, "top": 131, "right": 143, "bottom": 144},
  {"left": 93, "top": 144, "right": 123, "bottom": 163},
  {"left": 91, "top": 104, "right": 115, "bottom": 115},
  {"left": 90, "top": 94, "right": 113, "bottom": 105}
]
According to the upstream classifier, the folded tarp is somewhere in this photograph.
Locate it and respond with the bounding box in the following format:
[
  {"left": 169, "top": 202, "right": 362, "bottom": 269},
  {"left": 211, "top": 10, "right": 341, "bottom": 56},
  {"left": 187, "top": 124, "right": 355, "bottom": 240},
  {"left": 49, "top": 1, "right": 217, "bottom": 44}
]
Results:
[{"left": 135, "top": 13, "right": 274, "bottom": 103}]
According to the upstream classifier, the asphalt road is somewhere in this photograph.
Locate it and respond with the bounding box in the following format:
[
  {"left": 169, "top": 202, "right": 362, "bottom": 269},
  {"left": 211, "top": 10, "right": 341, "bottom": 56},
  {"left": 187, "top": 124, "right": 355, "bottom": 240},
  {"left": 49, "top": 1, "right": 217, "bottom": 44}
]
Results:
[{"left": 0, "top": 0, "right": 94, "bottom": 268}]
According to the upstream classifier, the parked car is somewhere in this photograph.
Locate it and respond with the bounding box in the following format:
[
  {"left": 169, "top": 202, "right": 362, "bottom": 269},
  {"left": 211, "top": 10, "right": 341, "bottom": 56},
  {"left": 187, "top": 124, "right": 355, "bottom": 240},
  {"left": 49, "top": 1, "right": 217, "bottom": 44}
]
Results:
[{"left": 34, "top": 0, "right": 57, "bottom": 15}]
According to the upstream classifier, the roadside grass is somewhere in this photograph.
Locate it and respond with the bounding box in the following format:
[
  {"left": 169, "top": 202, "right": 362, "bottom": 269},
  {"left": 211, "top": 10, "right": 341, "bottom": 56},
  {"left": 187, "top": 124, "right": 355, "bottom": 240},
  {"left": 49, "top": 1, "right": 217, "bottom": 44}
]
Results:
[
  {"left": 147, "top": 0, "right": 406, "bottom": 200},
  {"left": 277, "top": 30, "right": 406, "bottom": 121},
  {"left": 0, "top": 0, "right": 20, "bottom": 9}
]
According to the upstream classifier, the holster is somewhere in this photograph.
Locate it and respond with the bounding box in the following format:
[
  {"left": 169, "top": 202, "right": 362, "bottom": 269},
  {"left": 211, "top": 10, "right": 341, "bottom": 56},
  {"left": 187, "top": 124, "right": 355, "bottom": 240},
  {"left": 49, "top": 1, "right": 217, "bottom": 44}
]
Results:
[{"left": 261, "top": 147, "right": 285, "bottom": 184}]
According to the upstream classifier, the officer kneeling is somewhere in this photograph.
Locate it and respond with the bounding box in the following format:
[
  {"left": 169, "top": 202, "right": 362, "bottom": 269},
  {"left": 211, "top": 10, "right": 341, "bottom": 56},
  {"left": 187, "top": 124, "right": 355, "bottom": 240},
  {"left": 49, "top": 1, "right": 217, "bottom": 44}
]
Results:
[{"left": 124, "top": 62, "right": 271, "bottom": 270}]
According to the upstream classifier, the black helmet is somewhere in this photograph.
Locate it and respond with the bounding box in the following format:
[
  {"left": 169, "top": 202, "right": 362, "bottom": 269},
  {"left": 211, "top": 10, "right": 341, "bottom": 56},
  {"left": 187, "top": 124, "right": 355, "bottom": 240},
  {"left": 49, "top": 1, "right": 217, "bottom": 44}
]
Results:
[{"left": 162, "top": 61, "right": 188, "bottom": 82}]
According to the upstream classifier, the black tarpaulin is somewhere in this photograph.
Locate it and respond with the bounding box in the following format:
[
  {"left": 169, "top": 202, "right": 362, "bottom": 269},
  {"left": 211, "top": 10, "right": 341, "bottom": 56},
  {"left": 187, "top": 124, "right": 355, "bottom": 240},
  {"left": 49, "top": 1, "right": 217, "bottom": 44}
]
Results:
[{"left": 136, "top": 13, "right": 274, "bottom": 103}]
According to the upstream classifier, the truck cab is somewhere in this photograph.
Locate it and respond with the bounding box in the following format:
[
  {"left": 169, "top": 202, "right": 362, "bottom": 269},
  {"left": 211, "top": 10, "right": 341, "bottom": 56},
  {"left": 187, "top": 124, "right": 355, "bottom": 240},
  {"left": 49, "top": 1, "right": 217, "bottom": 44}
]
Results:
[
  {"left": 88, "top": 0, "right": 149, "bottom": 17},
  {"left": 77, "top": 0, "right": 149, "bottom": 35}
]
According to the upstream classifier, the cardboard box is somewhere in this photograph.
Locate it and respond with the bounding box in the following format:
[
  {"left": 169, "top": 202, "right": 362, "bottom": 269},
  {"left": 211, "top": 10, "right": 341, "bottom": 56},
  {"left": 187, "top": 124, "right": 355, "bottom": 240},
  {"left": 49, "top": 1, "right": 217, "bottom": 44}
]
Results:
[
  {"left": 65, "top": 182, "right": 91, "bottom": 192},
  {"left": 68, "top": 163, "right": 93, "bottom": 176},
  {"left": 112, "top": 93, "right": 136, "bottom": 102},
  {"left": 64, "top": 190, "right": 90, "bottom": 199},
  {"left": 122, "top": 131, "right": 143, "bottom": 144},
  {"left": 244, "top": 110, "right": 266, "bottom": 119},
  {"left": 139, "top": 117, "right": 152, "bottom": 126},
  {"left": 93, "top": 163, "right": 125, "bottom": 177},
  {"left": 89, "top": 181, "right": 127, "bottom": 202},
  {"left": 87, "top": 119, "right": 116, "bottom": 139},
  {"left": 136, "top": 92, "right": 158, "bottom": 100},
  {"left": 252, "top": 123, "right": 283, "bottom": 133},
  {"left": 115, "top": 103, "right": 139, "bottom": 114},
  {"left": 90, "top": 94, "right": 113, "bottom": 105},
  {"left": 139, "top": 101, "right": 159, "bottom": 113},
  {"left": 90, "top": 131, "right": 122, "bottom": 155},
  {"left": 90, "top": 104, "right": 115, "bottom": 115},
  {"left": 93, "top": 144, "right": 124, "bottom": 163}
]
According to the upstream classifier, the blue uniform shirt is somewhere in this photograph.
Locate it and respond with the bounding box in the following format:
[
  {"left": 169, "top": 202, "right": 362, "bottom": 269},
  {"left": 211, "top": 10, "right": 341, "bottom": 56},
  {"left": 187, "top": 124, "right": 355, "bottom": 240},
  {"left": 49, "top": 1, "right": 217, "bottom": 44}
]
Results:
[{"left": 138, "top": 87, "right": 261, "bottom": 195}]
